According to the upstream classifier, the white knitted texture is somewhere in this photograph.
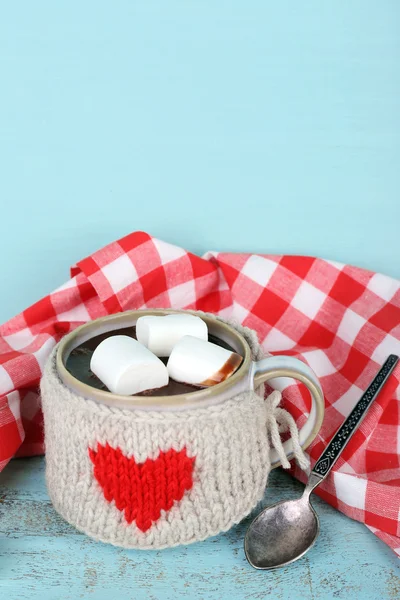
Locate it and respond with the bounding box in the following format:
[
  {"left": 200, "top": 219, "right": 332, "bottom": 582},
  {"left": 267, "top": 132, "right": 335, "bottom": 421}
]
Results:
[{"left": 40, "top": 318, "right": 292, "bottom": 549}]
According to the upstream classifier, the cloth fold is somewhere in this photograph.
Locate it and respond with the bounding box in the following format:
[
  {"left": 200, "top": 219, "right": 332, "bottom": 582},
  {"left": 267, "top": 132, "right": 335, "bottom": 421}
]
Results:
[{"left": 0, "top": 230, "right": 399, "bottom": 556}]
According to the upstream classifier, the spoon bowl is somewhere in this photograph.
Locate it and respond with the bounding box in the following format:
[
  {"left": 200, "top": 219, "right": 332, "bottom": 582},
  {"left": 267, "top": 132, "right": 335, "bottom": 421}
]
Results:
[{"left": 245, "top": 496, "right": 319, "bottom": 569}]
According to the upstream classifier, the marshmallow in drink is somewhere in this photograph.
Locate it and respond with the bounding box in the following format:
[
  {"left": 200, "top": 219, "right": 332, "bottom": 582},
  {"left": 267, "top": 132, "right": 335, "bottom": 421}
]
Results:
[
  {"left": 136, "top": 313, "right": 208, "bottom": 357},
  {"left": 167, "top": 335, "right": 243, "bottom": 387},
  {"left": 90, "top": 335, "right": 169, "bottom": 395}
]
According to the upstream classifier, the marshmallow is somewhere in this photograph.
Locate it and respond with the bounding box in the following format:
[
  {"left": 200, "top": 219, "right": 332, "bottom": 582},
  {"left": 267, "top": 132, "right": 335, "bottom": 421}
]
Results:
[
  {"left": 167, "top": 335, "right": 243, "bottom": 387},
  {"left": 90, "top": 335, "right": 169, "bottom": 395},
  {"left": 136, "top": 313, "right": 208, "bottom": 357}
]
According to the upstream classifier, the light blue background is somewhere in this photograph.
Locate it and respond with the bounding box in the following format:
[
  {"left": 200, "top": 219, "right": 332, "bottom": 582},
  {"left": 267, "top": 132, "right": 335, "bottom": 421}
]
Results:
[{"left": 1, "top": 1, "right": 399, "bottom": 324}]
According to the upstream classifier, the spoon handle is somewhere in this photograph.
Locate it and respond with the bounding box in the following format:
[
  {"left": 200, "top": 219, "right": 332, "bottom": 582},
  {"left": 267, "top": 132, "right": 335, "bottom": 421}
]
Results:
[{"left": 312, "top": 354, "right": 399, "bottom": 479}]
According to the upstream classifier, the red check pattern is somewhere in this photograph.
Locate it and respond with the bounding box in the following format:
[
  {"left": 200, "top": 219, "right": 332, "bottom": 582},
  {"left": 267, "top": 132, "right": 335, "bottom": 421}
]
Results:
[{"left": 1, "top": 231, "right": 399, "bottom": 556}]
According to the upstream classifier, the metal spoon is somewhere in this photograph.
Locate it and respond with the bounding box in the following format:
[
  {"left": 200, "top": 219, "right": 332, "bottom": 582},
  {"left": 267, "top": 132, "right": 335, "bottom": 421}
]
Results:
[{"left": 245, "top": 354, "right": 399, "bottom": 570}]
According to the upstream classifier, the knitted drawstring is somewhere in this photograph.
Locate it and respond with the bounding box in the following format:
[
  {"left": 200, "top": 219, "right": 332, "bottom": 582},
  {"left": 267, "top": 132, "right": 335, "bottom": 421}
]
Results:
[{"left": 265, "top": 390, "right": 310, "bottom": 471}]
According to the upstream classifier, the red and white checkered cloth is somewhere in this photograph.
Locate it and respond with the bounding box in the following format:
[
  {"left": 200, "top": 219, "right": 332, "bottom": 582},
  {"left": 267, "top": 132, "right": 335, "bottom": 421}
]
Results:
[{"left": 1, "top": 231, "right": 399, "bottom": 555}]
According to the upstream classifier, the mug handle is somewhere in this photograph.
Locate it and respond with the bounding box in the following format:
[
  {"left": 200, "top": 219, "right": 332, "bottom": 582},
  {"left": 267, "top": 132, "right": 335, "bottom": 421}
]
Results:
[{"left": 253, "top": 355, "right": 325, "bottom": 468}]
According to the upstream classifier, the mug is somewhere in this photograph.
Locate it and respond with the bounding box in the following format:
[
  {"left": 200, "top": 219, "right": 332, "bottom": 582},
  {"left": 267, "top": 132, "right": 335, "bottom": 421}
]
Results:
[{"left": 41, "top": 309, "right": 324, "bottom": 549}]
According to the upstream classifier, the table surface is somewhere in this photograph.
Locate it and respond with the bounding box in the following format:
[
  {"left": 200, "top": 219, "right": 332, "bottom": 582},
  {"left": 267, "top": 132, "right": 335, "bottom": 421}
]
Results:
[{"left": 1, "top": 458, "right": 399, "bottom": 600}]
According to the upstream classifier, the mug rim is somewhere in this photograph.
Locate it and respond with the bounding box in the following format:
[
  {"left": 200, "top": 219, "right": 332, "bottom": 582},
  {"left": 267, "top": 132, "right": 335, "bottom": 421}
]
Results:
[{"left": 56, "top": 309, "right": 253, "bottom": 409}]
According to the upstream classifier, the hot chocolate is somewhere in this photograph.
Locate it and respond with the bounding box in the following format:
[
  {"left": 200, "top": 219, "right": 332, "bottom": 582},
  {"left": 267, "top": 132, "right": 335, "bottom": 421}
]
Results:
[{"left": 66, "top": 327, "right": 238, "bottom": 396}]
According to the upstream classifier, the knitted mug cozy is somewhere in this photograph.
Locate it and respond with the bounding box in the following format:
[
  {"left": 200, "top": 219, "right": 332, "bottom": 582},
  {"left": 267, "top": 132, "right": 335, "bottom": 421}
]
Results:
[{"left": 41, "top": 318, "right": 307, "bottom": 549}]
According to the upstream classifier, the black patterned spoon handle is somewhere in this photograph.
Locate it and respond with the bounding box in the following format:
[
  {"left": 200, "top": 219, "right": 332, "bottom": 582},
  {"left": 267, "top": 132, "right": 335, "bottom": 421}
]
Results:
[{"left": 312, "top": 354, "right": 399, "bottom": 479}]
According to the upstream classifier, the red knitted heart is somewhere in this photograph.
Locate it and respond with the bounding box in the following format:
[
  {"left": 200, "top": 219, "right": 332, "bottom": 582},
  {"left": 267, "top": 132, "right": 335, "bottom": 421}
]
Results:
[{"left": 88, "top": 443, "right": 195, "bottom": 532}]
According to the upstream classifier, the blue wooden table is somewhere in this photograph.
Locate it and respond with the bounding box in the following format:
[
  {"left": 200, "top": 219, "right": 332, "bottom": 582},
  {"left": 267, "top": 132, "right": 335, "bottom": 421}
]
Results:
[{"left": 1, "top": 457, "right": 399, "bottom": 600}]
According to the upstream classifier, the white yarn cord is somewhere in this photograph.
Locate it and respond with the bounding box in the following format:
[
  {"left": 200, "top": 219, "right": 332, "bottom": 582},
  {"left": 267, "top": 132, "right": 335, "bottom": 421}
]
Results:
[{"left": 265, "top": 390, "right": 310, "bottom": 471}]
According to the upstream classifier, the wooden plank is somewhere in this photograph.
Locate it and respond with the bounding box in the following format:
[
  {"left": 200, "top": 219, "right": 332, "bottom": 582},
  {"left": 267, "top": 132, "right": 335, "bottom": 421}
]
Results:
[{"left": 1, "top": 457, "right": 399, "bottom": 599}]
